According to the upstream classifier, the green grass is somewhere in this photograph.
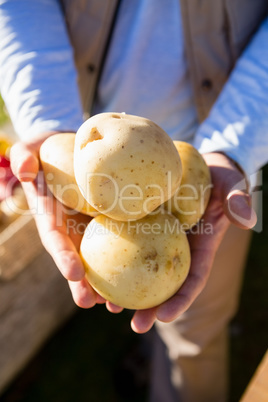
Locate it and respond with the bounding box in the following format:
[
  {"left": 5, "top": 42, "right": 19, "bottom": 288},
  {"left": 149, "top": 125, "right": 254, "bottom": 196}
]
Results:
[{"left": 0, "top": 95, "right": 10, "bottom": 126}]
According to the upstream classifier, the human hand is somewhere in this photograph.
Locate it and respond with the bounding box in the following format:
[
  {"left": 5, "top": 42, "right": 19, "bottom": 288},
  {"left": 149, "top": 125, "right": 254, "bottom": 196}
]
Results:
[
  {"left": 10, "top": 142, "right": 257, "bottom": 331},
  {"left": 130, "top": 152, "right": 257, "bottom": 333},
  {"left": 10, "top": 133, "right": 106, "bottom": 307}
]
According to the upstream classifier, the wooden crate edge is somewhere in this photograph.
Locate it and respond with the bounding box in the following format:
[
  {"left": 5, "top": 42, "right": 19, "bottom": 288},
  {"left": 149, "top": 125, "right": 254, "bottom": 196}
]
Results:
[{"left": 0, "top": 214, "right": 44, "bottom": 280}]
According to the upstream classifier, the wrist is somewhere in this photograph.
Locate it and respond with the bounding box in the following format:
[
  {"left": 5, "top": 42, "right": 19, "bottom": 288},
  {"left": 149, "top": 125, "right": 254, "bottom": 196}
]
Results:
[{"left": 203, "top": 152, "right": 250, "bottom": 194}]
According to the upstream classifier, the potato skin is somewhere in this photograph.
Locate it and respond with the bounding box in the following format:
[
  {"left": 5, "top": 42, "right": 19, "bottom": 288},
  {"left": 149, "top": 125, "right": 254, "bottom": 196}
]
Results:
[
  {"left": 165, "top": 141, "right": 211, "bottom": 230},
  {"left": 74, "top": 113, "right": 182, "bottom": 221},
  {"left": 80, "top": 211, "right": 191, "bottom": 310},
  {"left": 40, "top": 133, "right": 98, "bottom": 217}
]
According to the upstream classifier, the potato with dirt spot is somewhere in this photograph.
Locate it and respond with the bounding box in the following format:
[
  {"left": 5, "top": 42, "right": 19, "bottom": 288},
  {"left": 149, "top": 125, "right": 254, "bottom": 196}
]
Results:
[
  {"left": 80, "top": 211, "right": 191, "bottom": 310},
  {"left": 164, "top": 141, "right": 211, "bottom": 230},
  {"left": 40, "top": 133, "right": 98, "bottom": 217},
  {"left": 74, "top": 113, "right": 182, "bottom": 221}
]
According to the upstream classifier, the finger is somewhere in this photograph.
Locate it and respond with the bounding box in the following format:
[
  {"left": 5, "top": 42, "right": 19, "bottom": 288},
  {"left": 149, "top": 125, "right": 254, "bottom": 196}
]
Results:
[
  {"left": 106, "top": 301, "right": 124, "bottom": 313},
  {"left": 131, "top": 308, "right": 157, "bottom": 334},
  {"left": 204, "top": 153, "right": 256, "bottom": 229},
  {"left": 22, "top": 179, "right": 86, "bottom": 281},
  {"left": 10, "top": 131, "right": 61, "bottom": 182},
  {"left": 39, "top": 221, "right": 86, "bottom": 281},
  {"left": 96, "top": 294, "right": 106, "bottom": 304},
  {"left": 155, "top": 244, "right": 212, "bottom": 322},
  {"left": 50, "top": 241, "right": 86, "bottom": 281},
  {"left": 155, "top": 272, "right": 203, "bottom": 322},
  {"left": 155, "top": 252, "right": 214, "bottom": 323},
  {"left": 10, "top": 142, "right": 39, "bottom": 182},
  {"left": 224, "top": 190, "right": 257, "bottom": 229},
  {"left": 156, "top": 209, "right": 230, "bottom": 323},
  {"left": 68, "top": 278, "right": 98, "bottom": 308}
]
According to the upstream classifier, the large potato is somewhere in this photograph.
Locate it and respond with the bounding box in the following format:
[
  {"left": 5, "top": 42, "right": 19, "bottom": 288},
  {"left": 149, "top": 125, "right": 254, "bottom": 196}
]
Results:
[
  {"left": 165, "top": 141, "right": 211, "bottom": 230},
  {"left": 80, "top": 211, "right": 191, "bottom": 310},
  {"left": 40, "top": 133, "right": 98, "bottom": 217},
  {"left": 74, "top": 113, "right": 182, "bottom": 221}
]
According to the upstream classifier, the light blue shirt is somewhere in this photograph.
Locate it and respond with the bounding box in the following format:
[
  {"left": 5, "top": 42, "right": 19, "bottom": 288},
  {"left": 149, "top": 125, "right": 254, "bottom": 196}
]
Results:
[
  {"left": 0, "top": 0, "right": 83, "bottom": 137},
  {"left": 93, "top": 0, "right": 199, "bottom": 143},
  {"left": 0, "top": 0, "right": 268, "bottom": 177},
  {"left": 194, "top": 18, "right": 268, "bottom": 177}
]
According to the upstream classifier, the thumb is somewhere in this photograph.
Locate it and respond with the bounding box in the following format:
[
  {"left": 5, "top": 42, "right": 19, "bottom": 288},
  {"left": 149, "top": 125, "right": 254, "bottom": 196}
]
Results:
[
  {"left": 203, "top": 152, "right": 257, "bottom": 230},
  {"left": 10, "top": 141, "right": 39, "bottom": 182},
  {"left": 224, "top": 189, "right": 257, "bottom": 229}
]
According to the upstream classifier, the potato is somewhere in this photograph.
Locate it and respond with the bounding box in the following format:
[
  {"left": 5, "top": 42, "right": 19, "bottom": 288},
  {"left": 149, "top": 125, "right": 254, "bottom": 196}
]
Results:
[
  {"left": 164, "top": 141, "right": 211, "bottom": 230},
  {"left": 80, "top": 211, "right": 191, "bottom": 310},
  {"left": 40, "top": 133, "right": 98, "bottom": 217},
  {"left": 74, "top": 113, "right": 182, "bottom": 221}
]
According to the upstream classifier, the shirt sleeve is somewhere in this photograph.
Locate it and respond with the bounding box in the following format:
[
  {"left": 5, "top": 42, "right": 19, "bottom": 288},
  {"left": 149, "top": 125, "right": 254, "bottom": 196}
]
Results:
[
  {"left": 0, "top": 0, "right": 84, "bottom": 140},
  {"left": 193, "top": 16, "right": 268, "bottom": 177}
]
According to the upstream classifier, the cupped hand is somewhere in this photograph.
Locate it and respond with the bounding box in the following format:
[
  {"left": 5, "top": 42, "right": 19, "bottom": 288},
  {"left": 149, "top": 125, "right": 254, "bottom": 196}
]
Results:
[
  {"left": 10, "top": 141, "right": 257, "bottom": 333},
  {"left": 10, "top": 133, "right": 106, "bottom": 308},
  {"left": 131, "top": 152, "right": 257, "bottom": 334}
]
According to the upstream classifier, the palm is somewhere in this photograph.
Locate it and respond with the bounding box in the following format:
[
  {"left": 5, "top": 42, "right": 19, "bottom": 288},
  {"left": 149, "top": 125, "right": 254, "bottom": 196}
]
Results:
[
  {"left": 11, "top": 138, "right": 256, "bottom": 332},
  {"left": 156, "top": 190, "right": 230, "bottom": 321},
  {"left": 22, "top": 171, "right": 105, "bottom": 307}
]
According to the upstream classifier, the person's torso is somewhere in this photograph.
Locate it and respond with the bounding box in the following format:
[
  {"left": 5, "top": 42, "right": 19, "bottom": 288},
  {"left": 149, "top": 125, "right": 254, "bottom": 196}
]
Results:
[{"left": 61, "top": 0, "right": 268, "bottom": 140}]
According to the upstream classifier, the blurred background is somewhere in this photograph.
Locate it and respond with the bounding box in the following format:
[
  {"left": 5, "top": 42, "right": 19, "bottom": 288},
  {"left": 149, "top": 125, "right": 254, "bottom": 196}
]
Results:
[{"left": 0, "top": 98, "right": 267, "bottom": 402}]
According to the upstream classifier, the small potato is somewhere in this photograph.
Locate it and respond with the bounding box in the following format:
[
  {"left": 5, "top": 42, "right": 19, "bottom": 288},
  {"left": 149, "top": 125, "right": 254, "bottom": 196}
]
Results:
[
  {"left": 80, "top": 211, "right": 191, "bottom": 310},
  {"left": 40, "top": 133, "right": 98, "bottom": 217},
  {"left": 164, "top": 141, "right": 211, "bottom": 230},
  {"left": 74, "top": 113, "right": 182, "bottom": 221}
]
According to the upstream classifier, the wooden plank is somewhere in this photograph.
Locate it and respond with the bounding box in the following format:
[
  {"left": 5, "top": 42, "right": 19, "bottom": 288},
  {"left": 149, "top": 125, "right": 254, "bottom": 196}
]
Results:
[
  {"left": 0, "top": 214, "right": 44, "bottom": 280},
  {"left": 0, "top": 250, "right": 77, "bottom": 393},
  {"left": 0, "top": 208, "right": 77, "bottom": 393},
  {"left": 0, "top": 121, "right": 78, "bottom": 393},
  {"left": 240, "top": 350, "right": 268, "bottom": 402}
]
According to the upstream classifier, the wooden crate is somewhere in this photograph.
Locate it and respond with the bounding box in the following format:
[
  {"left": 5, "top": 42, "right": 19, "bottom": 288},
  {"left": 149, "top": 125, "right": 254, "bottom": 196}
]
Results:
[
  {"left": 240, "top": 350, "right": 268, "bottom": 402},
  {"left": 0, "top": 214, "right": 76, "bottom": 393}
]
